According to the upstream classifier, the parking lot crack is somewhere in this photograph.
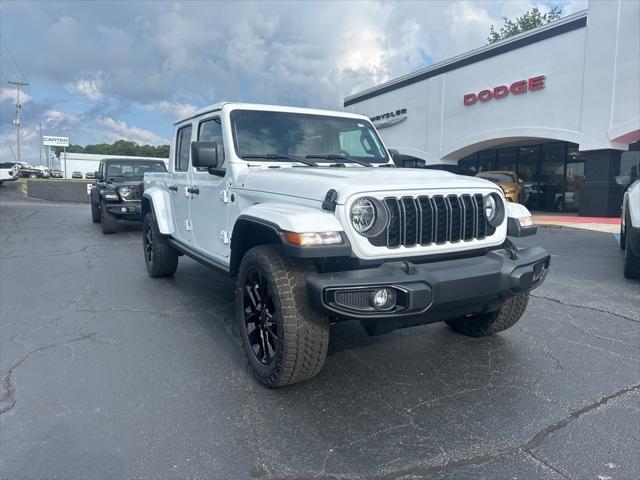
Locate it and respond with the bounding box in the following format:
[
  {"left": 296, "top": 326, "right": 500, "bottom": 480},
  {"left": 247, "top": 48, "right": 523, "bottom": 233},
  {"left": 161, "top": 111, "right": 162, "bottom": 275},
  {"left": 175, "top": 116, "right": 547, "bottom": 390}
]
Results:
[
  {"left": 530, "top": 293, "right": 639, "bottom": 323},
  {"left": 0, "top": 333, "right": 101, "bottom": 416},
  {"left": 522, "top": 383, "right": 640, "bottom": 451},
  {"left": 521, "top": 448, "right": 573, "bottom": 480}
]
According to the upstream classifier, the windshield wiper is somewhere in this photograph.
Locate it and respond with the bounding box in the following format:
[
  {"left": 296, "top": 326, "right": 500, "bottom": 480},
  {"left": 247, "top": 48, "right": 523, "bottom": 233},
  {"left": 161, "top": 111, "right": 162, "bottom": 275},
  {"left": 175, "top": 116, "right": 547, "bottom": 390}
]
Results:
[
  {"left": 306, "top": 154, "right": 373, "bottom": 167},
  {"left": 242, "top": 154, "right": 317, "bottom": 167}
]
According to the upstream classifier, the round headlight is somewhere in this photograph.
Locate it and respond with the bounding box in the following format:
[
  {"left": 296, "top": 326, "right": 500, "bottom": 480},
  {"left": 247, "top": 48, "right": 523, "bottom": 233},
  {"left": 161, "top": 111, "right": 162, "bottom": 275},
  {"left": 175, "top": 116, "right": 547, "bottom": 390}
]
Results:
[
  {"left": 350, "top": 197, "right": 376, "bottom": 233},
  {"left": 484, "top": 192, "right": 505, "bottom": 227},
  {"left": 119, "top": 186, "right": 132, "bottom": 199}
]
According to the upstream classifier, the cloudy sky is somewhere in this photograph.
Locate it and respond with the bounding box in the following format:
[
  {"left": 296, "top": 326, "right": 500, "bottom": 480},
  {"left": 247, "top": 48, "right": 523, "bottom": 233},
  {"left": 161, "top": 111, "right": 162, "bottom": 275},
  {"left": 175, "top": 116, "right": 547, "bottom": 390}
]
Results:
[{"left": 0, "top": 0, "right": 587, "bottom": 163}]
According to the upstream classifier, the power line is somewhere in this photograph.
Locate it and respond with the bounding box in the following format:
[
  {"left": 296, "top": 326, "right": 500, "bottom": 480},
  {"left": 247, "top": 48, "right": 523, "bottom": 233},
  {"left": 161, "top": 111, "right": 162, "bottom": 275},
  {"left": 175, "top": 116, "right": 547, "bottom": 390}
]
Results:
[{"left": 0, "top": 36, "right": 26, "bottom": 82}]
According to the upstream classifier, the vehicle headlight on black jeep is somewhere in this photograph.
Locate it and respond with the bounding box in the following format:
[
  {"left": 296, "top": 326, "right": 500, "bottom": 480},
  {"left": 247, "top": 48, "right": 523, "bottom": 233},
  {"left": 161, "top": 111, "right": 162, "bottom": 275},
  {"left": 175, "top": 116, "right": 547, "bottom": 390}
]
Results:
[
  {"left": 484, "top": 192, "right": 505, "bottom": 227},
  {"left": 118, "top": 186, "right": 132, "bottom": 200},
  {"left": 102, "top": 190, "right": 119, "bottom": 201}
]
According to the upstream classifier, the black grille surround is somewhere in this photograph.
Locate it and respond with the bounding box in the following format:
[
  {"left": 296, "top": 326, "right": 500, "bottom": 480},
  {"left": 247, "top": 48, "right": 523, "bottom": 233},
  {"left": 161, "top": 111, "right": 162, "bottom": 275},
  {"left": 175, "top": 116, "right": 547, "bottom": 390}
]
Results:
[{"left": 367, "top": 193, "right": 497, "bottom": 248}]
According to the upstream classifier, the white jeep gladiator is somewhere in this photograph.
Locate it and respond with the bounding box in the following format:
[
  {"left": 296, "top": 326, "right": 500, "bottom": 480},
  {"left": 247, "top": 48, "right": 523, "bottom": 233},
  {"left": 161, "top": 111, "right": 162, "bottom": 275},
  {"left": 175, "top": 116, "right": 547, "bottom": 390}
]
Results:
[{"left": 142, "top": 102, "right": 550, "bottom": 387}]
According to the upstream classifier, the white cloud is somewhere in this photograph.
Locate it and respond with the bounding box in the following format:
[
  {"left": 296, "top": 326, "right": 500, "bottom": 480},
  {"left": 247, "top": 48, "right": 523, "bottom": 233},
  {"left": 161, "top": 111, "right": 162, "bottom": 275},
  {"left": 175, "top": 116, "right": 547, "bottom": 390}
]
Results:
[
  {"left": 97, "top": 117, "right": 169, "bottom": 145},
  {"left": 66, "top": 71, "right": 104, "bottom": 100},
  {"left": 0, "top": 87, "right": 32, "bottom": 104},
  {"left": 143, "top": 100, "right": 199, "bottom": 119}
]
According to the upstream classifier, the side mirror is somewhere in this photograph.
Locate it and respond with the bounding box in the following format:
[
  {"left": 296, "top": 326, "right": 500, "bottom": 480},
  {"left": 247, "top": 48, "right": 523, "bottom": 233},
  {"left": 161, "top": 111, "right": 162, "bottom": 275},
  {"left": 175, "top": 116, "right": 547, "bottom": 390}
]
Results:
[
  {"left": 94, "top": 171, "right": 103, "bottom": 180},
  {"left": 388, "top": 149, "right": 401, "bottom": 165},
  {"left": 191, "top": 141, "right": 219, "bottom": 170},
  {"left": 614, "top": 174, "right": 631, "bottom": 186}
]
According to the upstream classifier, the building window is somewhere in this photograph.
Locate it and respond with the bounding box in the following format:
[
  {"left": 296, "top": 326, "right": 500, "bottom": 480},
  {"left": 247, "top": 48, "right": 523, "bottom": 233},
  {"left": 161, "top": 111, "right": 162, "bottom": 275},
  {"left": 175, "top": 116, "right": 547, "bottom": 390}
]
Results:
[
  {"left": 619, "top": 141, "right": 639, "bottom": 186},
  {"left": 478, "top": 150, "right": 495, "bottom": 172},
  {"left": 458, "top": 153, "right": 478, "bottom": 176},
  {"left": 517, "top": 145, "right": 540, "bottom": 182},
  {"left": 496, "top": 148, "right": 517, "bottom": 172}
]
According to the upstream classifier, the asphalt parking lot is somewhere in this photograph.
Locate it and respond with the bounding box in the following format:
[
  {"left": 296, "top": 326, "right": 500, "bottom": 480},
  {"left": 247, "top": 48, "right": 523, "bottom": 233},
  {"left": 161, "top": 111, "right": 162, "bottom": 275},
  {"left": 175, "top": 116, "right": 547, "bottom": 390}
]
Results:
[{"left": 1, "top": 185, "right": 639, "bottom": 480}]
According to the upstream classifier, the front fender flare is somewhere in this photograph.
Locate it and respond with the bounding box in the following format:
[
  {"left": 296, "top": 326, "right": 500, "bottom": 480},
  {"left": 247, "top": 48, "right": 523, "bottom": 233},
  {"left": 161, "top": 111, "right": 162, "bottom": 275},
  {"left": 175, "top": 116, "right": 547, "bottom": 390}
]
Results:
[
  {"left": 238, "top": 202, "right": 345, "bottom": 233},
  {"left": 142, "top": 188, "right": 175, "bottom": 235}
]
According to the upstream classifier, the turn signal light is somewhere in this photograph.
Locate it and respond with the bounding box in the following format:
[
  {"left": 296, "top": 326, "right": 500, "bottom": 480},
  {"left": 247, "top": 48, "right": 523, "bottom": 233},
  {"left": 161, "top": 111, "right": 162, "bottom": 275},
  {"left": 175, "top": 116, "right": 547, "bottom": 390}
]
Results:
[{"left": 283, "top": 231, "right": 343, "bottom": 246}]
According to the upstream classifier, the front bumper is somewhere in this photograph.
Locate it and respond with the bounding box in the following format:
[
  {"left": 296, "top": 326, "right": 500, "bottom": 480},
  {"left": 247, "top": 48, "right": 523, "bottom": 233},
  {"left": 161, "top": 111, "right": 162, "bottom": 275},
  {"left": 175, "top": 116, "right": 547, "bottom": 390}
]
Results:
[
  {"left": 307, "top": 245, "right": 550, "bottom": 328},
  {"left": 105, "top": 201, "right": 142, "bottom": 219}
]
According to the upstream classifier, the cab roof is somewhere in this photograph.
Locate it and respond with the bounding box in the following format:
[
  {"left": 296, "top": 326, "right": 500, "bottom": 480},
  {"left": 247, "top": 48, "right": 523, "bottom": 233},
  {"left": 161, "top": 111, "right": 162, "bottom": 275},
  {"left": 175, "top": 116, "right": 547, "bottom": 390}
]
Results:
[{"left": 174, "top": 102, "right": 371, "bottom": 126}]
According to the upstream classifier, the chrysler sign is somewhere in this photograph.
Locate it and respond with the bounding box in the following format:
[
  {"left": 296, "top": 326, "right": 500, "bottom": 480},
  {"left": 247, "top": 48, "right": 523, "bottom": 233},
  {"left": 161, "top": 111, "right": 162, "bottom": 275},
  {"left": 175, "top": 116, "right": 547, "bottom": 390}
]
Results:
[
  {"left": 463, "top": 75, "right": 545, "bottom": 106},
  {"left": 370, "top": 108, "right": 407, "bottom": 129}
]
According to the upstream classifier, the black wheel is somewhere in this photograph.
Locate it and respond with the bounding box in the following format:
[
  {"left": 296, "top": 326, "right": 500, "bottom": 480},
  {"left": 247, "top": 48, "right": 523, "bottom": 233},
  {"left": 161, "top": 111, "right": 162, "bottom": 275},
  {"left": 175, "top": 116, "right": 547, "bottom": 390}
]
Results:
[
  {"left": 91, "top": 201, "right": 101, "bottom": 223},
  {"left": 100, "top": 203, "right": 118, "bottom": 234},
  {"left": 143, "top": 212, "right": 178, "bottom": 277},
  {"left": 445, "top": 293, "right": 529, "bottom": 337},
  {"left": 623, "top": 214, "right": 640, "bottom": 279},
  {"left": 236, "top": 245, "right": 329, "bottom": 387}
]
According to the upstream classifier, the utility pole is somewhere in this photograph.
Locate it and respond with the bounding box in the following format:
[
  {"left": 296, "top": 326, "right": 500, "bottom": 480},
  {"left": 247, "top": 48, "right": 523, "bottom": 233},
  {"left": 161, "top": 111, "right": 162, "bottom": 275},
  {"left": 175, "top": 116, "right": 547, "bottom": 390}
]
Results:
[
  {"left": 8, "top": 81, "right": 29, "bottom": 164},
  {"left": 39, "top": 122, "right": 43, "bottom": 166}
]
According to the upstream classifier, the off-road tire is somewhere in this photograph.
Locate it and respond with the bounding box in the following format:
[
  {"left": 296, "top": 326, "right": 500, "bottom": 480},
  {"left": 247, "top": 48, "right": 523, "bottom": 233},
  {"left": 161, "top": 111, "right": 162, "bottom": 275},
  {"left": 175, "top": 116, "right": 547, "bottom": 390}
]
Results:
[
  {"left": 236, "top": 245, "right": 329, "bottom": 387},
  {"left": 143, "top": 212, "right": 178, "bottom": 277},
  {"left": 100, "top": 203, "right": 118, "bottom": 234},
  {"left": 623, "top": 215, "right": 640, "bottom": 279},
  {"left": 445, "top": 293, "right": 529, "bottom": 337},
  {"left": 91, "top": 201, "right": 101, "bottom": 223}
]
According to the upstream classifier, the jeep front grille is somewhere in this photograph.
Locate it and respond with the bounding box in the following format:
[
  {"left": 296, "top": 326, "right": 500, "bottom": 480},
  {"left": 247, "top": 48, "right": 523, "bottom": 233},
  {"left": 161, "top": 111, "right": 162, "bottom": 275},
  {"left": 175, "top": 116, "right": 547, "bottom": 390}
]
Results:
[{"left": 368, "top": 193, "right": 495, "bottom": 248}]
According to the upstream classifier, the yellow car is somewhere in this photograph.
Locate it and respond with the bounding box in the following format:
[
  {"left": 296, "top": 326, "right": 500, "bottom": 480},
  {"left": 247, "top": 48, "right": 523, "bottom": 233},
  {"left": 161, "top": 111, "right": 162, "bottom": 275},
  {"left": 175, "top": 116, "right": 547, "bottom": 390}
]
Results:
[{"left": 476, "top": 171, "right": 526, "bottom": 203}]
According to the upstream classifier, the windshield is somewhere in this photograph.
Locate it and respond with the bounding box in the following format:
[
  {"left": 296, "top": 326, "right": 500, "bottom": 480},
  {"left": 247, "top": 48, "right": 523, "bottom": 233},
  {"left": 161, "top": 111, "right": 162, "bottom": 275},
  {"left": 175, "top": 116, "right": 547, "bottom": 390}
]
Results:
[
  {"left": 230, "top": 110, "right": 389, "bottom": 164},
  {"left": 105, "top": 160, "right": 167, "bottom": 177},
  {"left": 477, "top": 172, "right": 516, "bottom": 183}
]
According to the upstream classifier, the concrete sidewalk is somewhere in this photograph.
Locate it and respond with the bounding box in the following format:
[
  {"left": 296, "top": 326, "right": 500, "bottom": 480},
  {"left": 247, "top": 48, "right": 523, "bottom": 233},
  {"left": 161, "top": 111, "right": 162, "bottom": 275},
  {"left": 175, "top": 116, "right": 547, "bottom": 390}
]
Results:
[{"left": 533, "top": 214, "right": 620, "bottom": 233}]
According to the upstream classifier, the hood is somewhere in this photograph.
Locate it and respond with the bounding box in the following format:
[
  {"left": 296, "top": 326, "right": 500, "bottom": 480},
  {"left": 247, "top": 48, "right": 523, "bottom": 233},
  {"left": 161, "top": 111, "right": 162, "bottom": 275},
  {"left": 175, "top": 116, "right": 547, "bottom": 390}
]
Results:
[{"left": 240, "top": 167, "right": 497, "bottom": 203}]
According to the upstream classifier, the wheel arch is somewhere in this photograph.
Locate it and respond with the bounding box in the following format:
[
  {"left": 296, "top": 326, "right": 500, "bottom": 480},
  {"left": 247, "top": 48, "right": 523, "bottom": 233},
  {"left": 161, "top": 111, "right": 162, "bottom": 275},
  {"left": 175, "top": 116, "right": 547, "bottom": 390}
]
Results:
[{"left": 230, "top": 217, "right": 283, "bottom": 277}]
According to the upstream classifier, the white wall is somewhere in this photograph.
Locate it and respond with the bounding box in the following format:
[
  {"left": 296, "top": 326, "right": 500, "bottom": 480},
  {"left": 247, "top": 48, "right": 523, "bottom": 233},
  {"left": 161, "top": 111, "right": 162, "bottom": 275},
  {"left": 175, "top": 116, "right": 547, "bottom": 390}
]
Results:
[{"left": 345, "top": 0, "right": 640, "bottom": 164}]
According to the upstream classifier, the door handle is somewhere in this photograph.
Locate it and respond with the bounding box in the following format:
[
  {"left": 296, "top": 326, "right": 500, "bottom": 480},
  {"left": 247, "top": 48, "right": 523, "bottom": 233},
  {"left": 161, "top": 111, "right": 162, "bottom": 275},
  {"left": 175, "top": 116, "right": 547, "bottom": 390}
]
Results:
[
  {"left": 187, "top": 186, "right": 200, "bottom": 195},
  {"left": 168, "top": 184, "right": 178, "bottom": 192}
]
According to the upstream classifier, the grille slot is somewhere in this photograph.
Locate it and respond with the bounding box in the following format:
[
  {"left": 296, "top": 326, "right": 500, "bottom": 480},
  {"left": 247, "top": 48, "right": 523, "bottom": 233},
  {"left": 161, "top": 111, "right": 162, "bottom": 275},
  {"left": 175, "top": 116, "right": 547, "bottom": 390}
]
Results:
[
  {"left": 334, "top": 290, "right": 371, "bottom": 310},
  {"left": 367, "top": 193, "right": 494, "bottom": 248}
]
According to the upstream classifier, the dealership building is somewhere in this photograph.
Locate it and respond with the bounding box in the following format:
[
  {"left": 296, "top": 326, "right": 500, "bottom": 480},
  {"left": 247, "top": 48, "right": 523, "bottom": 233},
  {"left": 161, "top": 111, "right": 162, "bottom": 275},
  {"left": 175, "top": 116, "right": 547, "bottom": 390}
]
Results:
[{"left": 344, "top": 0, "right": 639, "bottom": 216}]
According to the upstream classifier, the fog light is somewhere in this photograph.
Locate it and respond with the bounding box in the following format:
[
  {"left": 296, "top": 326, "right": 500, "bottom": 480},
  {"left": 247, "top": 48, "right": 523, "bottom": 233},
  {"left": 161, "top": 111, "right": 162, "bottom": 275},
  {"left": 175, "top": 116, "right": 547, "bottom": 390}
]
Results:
[
  {"left": 370, "top": 288, "right": 396, "bottom": 310},
  {"left": 121, "top": 207, "right": 127, "bottom": 213}
]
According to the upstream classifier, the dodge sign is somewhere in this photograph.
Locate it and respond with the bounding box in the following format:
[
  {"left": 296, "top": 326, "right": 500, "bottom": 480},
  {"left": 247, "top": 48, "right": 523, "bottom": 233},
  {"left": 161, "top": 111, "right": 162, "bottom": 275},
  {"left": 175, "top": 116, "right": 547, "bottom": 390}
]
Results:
[{"left": 464, "top": 76, "right": 545, "bottom": 106}]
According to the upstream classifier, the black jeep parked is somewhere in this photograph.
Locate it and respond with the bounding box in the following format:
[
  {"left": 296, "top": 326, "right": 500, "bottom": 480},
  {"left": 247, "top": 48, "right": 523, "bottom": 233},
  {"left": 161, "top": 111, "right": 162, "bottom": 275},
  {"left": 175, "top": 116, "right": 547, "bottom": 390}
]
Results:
[{"left": 90, "top": 158, "right": 167, "bottom": 234}]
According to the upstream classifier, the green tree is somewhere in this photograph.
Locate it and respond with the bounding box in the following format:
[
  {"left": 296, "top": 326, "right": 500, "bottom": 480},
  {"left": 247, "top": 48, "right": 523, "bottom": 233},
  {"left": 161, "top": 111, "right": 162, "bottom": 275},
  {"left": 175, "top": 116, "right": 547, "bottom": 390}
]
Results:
[{"left": 487, "top": 7, "right": 562, "bottom": 44}]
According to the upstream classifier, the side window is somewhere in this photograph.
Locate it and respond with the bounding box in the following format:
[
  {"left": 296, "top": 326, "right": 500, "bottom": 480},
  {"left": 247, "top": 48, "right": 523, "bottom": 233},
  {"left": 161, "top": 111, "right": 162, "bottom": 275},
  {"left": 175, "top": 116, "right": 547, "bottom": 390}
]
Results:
[
  {"left": 175, "top": 125, "right": 193, "bottom": 172},
  {"left": 197, "top": 117, "right": 225, "bottom": 170}
]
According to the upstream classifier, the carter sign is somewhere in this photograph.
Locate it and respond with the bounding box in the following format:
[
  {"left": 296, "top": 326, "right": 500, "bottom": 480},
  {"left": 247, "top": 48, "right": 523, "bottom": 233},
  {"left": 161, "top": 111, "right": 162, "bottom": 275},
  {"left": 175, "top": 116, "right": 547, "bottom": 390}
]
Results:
[{"left": 463, "top": 76, "right": 545, "bottom": 106}]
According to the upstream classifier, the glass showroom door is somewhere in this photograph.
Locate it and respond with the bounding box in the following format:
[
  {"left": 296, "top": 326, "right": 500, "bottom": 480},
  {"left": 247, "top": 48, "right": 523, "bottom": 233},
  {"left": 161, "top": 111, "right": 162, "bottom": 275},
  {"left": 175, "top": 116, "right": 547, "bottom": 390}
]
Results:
[{"left": 562, "top": 162, "right": 585, "bottom": 212}]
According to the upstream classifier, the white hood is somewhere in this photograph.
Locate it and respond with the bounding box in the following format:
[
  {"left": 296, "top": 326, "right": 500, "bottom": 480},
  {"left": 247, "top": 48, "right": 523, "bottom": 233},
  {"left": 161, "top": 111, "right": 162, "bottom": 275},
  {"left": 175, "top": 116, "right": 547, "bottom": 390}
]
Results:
[{"left": 239, "top": 166, "right": 497, "bottom": 203}]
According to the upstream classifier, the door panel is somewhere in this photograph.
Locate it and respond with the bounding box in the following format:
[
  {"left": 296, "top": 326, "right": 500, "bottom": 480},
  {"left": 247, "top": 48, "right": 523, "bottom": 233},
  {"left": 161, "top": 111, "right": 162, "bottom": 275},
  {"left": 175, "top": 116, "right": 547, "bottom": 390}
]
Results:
[
  {"left": 170, "top": 124, "right": 193, "bottom": 244},
  {"left": 189, "top": 116, "right": 230, "bottom": 259}
]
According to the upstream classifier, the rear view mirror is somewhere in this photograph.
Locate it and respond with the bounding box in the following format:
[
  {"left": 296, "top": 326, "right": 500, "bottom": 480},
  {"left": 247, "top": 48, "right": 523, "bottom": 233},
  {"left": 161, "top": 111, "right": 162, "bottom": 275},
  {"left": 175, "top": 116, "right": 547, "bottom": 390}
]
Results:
[
  {"left": 94, "top": 171, "right": 103, "bottom": 180},
  {"left": 191, "top": 142, "right": 219, "bottom": 169},
  {"left": 615, "top": 174, "right": 631, "bottom": 186}
]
